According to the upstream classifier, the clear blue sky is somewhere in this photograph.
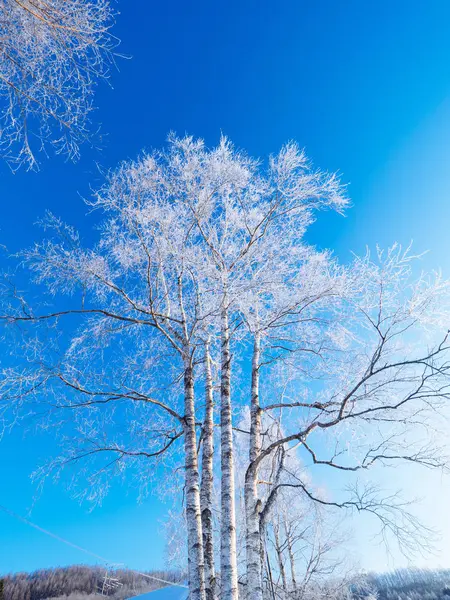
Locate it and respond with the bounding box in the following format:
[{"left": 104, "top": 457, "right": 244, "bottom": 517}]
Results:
[{"left": 2, "top": 0, "right": 450, "bottom": 575}]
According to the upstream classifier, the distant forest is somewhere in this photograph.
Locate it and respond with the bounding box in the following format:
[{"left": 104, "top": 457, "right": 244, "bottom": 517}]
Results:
[
  {"left": 2, "top": 566, "right": 450, "bottom": 600},
  {"left": 0, "top": 565, "right": 182, "bottom": 600},
  {"left": 367, "top": 568, "right": 450, "bottom": 600}
]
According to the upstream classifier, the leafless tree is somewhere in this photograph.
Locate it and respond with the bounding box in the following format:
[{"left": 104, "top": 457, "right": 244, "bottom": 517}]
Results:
[
  {"left": 2, "top": 136, "right": 449, "bottom": 600},
  {"left": 242, "top": 245, "right": 450, "bottom": 600},
  {"left": 0, "top": 0, "right": 117, "bottom": 168}
]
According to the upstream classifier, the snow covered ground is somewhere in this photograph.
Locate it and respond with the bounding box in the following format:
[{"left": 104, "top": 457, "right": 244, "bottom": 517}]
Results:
[{"left": 127, "top": 584, "right": 189, "bottom": 600}]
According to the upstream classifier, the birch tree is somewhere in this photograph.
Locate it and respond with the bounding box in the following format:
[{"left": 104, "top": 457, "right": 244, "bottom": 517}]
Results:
[
  {"left": 173, "top": 136, "right": 347, "bottom": 600},
  {"left": 201, "top": 338, "right": 217, "bottom": 600},
  {"left": 234, "top": 408, "right": 352, "bottom": 600},
  {"left": 0, "top": 0, "right": 116, "bottom": 168},
  {"left": 241, "top": 246, "right": 450, "bottom": 600},
  {"left": 238, "top": 251, "right": 349, "bottom": 600},
  {"left": 1, "top": 163, "right": 212, "bottom": 600},
  {"left": 0, "top": 134, "right": 347, "bottom": 600},
  {"left": 266, "top": 493, "right": 350, "bottom": 599},
  {"left": 2, "top": 135, "right": 448, "bottom": 600}
]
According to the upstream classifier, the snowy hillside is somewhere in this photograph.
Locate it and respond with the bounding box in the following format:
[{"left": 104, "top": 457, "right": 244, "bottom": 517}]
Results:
[{"left": 128, "top": 584, "right": 189, "bottom": 600}]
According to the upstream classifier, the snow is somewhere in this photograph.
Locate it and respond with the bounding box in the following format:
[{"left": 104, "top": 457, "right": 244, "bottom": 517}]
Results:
[{"left": 127, "top": 584, "right": 189, "bottom": 600}]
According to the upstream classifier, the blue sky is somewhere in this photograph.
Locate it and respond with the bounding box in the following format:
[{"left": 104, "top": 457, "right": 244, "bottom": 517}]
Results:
[{"left": 2, "top": 0, "right": 450, "bottom": 576}]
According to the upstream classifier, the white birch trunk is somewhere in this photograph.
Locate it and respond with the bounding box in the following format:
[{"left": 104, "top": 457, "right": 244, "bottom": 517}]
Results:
[
  {"left": 220, "top": 305, "right": 239, "bottom": 600},
  {"left": 201, "top": 341, "right": 216, "bottom": 600},
  {"left": 249, "top": 331, "right": 262, "bottom": 465},
  {"left": 184, "top": 357, "right": 206, "bottom": 600},
  {"left": 245, "top": 331, "right": 264, "bottom": 600},
  {"left": 273, "top": 523, "right": 287, "bottom": 593},
  {"left": 286, "top": 531, "right": 297, "bottom": 593}
]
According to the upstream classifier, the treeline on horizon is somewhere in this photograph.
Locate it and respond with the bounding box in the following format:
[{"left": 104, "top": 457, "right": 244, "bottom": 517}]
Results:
[
  {"left": 366, "top": 568, "right": 450, "bottom": 600},
  {"left": 0, "top": 565, "right": 183, "bottom": 600},
  {"left": 3, "top": 566, "right": 450, "bottom": 600}
]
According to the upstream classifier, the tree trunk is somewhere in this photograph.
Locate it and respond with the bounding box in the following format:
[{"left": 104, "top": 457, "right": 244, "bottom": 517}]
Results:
[
  {"left": 220, "top": 305, "right": 239, "bottom": 600},
  {"left": 273, "top": 522, "right": 288, "bottom": 593},
  {"left": 250, "top": 331, "right": 262, "bottom": 465},
  {"left": 285, "top": 527, "right": 297, "bottom": 593},
  {"left": 245, "top": 331, "right": 264, "bottom": 600},
  {"left": 184, "top": 358, "right": 206, "bottom": 600},
  {"left": 201, "top": 341, "right": 216, "bottom": 600}
]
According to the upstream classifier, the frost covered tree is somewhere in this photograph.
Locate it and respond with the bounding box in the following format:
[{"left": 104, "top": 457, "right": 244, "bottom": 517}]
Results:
[
  {"left": 234, "top": 409, "right": 353, "bottom": 600},
  {"left": 237, "top": 250, "right": 349, "bottom": 600},
  {"left": 1, "top": 135, "right": 450, "bottom": 600},
  {"left": 0, "top": 134, "right": 347, "bottom": 600},
  {"left": 240, "top": 245, "right": 450, "bottom": 600},
  {"left": 1, "top": 149, "right": 214, "bottom": 599},
  {"left": 162, "top": 136, "right": 347, "bottom": 600},
  {"left": 266, "top": 496, "right": 351, "bottom": 599},
  {"left": 0, "top": 0, "right": 116, "bottom": 168}
]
